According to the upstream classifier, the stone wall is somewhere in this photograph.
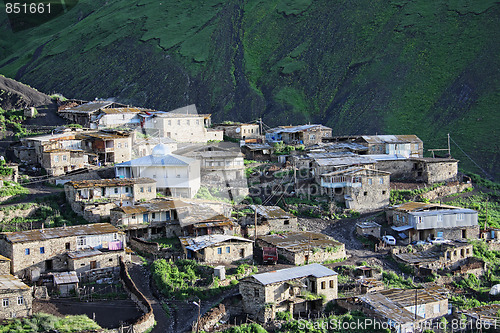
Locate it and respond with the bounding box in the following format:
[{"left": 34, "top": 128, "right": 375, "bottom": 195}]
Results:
[
  {"left": 0, "top": 260, "right": 10, "bottom": 274},
  {"left": 119, "top": 258, "right": 156, "bottom": 333},
  {"left": 421, "top": 182, "right": 472, "bottom": 201},
  {"left": 200, "top": 241, "right": 253, "bottom": 264},
  {"left": 198, "top": 303, "right": 227, "bottom": 332},
  {"left": 239, "top": 280, "right": 266, "bottom": 321},
  {"left": 68, "top": 250, "right": 124, "bottom": 274},
  {"left": 423, "top": 161, "right": 458, "bottom": 184},
  {"left": 129, "top": 237, "right": 160, "bottom": 254}
]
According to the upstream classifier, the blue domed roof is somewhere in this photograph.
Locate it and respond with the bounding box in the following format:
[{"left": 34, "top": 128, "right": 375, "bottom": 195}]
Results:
[{"left": 152, "top": 144, "right": 170, "bottom": 156}]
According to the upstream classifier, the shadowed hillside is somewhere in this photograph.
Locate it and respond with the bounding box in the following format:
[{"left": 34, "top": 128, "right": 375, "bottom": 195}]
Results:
[{"left": 0, "top": 0, "right": 498, "bottom": 179}]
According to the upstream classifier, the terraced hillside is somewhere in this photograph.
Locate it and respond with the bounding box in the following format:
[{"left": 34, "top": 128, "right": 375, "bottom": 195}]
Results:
[{"left": 0, "top": 0, "right": 499, "bottom": 179}]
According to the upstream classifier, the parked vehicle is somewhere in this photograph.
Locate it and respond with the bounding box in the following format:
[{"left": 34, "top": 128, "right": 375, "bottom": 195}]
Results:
[
  {"left": 430, "top": 237, "right": 450, "bottom": 244},
  {"left": 263, "top": 247, "right": 278, "bottom": 264},
  {"left": 382, "top": 235, "right": 396, "bottom": 246},
  {"left": 411, "top": 240, "right": 428, "bottom": 246}
]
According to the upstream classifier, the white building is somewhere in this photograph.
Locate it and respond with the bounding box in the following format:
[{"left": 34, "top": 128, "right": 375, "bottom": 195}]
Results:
[{"left": 115, "top": 144, "right": 200, "bottom": 198}]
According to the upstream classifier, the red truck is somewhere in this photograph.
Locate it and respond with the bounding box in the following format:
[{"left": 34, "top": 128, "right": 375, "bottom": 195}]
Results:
[{"left": 262, "top": 247, "right": 278, "bottom": 264}]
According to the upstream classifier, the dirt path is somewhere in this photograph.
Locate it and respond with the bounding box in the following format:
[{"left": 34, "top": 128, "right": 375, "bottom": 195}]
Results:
[{"left": 127, "top": 260, "right": 173, "bottom": 333}]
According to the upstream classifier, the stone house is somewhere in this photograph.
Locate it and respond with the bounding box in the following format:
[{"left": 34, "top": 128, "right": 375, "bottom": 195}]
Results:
[
  {"left": 58, "top": 101, "right": 127, "bottom": 128},
  {"left": 265, "top": 124, "right": 332, "bottom": 145},
  {"left": 215, "top": 123, "right": 261, "bottom": 140},
  {"left": 338, "top": 287, "right": 448, "bottom": 333},
  {"left": 49, "top": 271, "right": 79, "bottom": 297},
  {"left": 240, "top": 205, "right": 298, "bottom": 237},
  {"left": 353, "top": 135, "right": 424, "bottom": 158},
  {"left": 0, "top": 274, "right": 32, "bottom": 319},
  {"left": 141, "top": 104, "right": 223, "bottom": 143},
  {"left": 356, "top": 221, "right": 381, "bottom": 239},
  {"left": 67, "top": 248, "right": 125, "bottom": 274},
  {"left": 387, "top": 202, "right": 479, "bottom": 242},
  {"left": 179, "top": 235, "right": 253, "bottom": 263},
  {"left": 312, "top": 154, "right": 377, "bottom": 181},
  {"left": 184, "top": 149, "right": 246, "bottom": 181},
  {"left": 319, "top": 167, "right": 391, "bottom": 212},
  {"left": 78, "top": 130, "right": 133, "bottom": 165},
  {"left": 92, "top": 107, "right": 154, "bottom": 129},
  {"left": 391, "top": 241, "right": 484, "bottom": 277},
  {"left": 240, "top": 264, "right": 338, "bottom": 322},
  {"left": 256, "top": 232, "right": 346, "bottom": 265},
  {"left": 241, "top": 143, "right": 273, "bottom": 161},
  {"left": 115, "top": 144, "right": 201, "bottom": 198},
  {"left": 41, "top": 149, "right": 95, "bottom": 176},
  {"left": 0, "top": 223, "right": 127, "bottom": 280},
  {"left": 64, "top": 178, "right": 156, "bottom": 222}
]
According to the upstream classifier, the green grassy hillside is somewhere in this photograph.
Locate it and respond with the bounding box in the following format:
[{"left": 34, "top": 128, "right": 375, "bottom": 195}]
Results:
[{"left": 0, "top": 0, "right": 498, "bottom": 179}]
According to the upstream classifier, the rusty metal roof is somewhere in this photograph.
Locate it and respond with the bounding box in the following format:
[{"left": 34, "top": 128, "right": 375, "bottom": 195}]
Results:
[
  {"left": 258, "top": 232, "right": 343, "bottom": 253},
  {"left": 360, "top": 288, "right": 446, "bottom": 324},
  {"left": 0, "top": 274, "right": 30, "bottom": 290},
  {"left": 78, "top": 132, "right": 131, "bottom": 140},
  {"left": 1, "top": 223, "right": 123, "bottom": 243},
  {"left": 67, "top": 178, "right": 155, "bottom": 189},
  {"left": 250, "top": 205, "right": 295, "bottom": 219},
  {"left": 390, "top": 202, "right": 461, "bottom": 212}
]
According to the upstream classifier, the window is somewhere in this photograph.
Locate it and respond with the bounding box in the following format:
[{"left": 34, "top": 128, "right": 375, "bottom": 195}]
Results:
[
  {"left": 196, "top": 120, "right": 199, "bottom": 125},
  {"left": 25, "top": 248, "right": 30, "bottom": 255},
  {"left": 40, "top": 247, "right": 45, "bottom": 254},
  {"left": 77, "top": 237, "right": 86, "bottom": 247},
  {"left": 254, "top": 288, "right": 260, "bottom": 297},
  {"left": 187, "top": 120, "right": 190, "bottom": 126},
  {"left": 152, "top": 213, "right": 156, "bottom": 219},
  {"left": 2, "top": 299, "right": 8, "bottom": 307},
  {"left": 284, "top": 220, "right": 290, "bottom": 225},
  {"left": 329, "top": 280, "right": 334, "bottom": 288},
  {"left": 433, "top": 304, "right": 440, "bottom": 313},
  {"left": 125, "top": 142, "right": 128, "bottom": 148},
  {"left": 382, "top": 190, "right": 386, "bottom": 195},
  {"left": 379, "top": 178, "right": 384, "bottom": 184},
  {"left": 54, "top": 156, "right": 59, "bottom": 162},
  {"left": 402, "top": 216, "right": 406, "bottom": 223},
  {"left": 462, "top": 229, "right": 467, "bottom": 238},
  {"left": 321, "top": 281, "right": 326, "bottom": 289},
  {"left": 153, "top": 175, "right": 156, "bottom": 178},
  {"left": 437, "top": 214, "right": 443, "bottom": 222},
  {"left": 177, "top": 120, "right": 181, "bottom": 125},
  {"left": 396, "top": 215, "right": 400, "bottom": 221},
  {"left": 132, "top": 214, "right": 136, "bottom": 219},
  {"left": 118, "top": 143, "right": 122, "bottom": 148},
  {"left": 62, "top": 155, "right": 67, "bottom": 161},
  {"left": 140, "top": 187, "right": 144, "bottom": 193},
  {"left": 148, "top": 187, "right": 152, "bottom": 192},
  {"left": 368, "top": 178, "right": 372, "bottom": 185},
  {"left": 363, "top": 192, "right": 368, "bottom": 196},
  {"left": 217, "top": 248, "right": 222, "bottom": 255},
  {"left": 416, "top": 216, "right": 422, "bottom": 223},
  {"left": 125, "top": 187, "right": 129, "bottom": 193},
  {"left": 226, "top": 246, "right": 230, "bottom": 253},
  {"left": 114, "top": 188, "right": 118, "bottom": 194},
  {"left": 65, "top": 243, "right": 71, "bottom": 250},
  {"left": 457, "top": 213, "right": 464, "bottom": 221},
  {"left": 17, "top": 296, "right": 23, "bottom": 305},
  {"left": 109, "top": 258, "right": 113, "bottom": 262},
  {"left": 309, "top": 134, "right": 316, "bottom": 140}
]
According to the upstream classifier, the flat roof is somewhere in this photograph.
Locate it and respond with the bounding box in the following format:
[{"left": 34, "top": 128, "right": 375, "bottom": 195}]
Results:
[
  {"left": 314, "top": 156, "right": 376, "bottom": 167},
  {"left": 113, "top": 198, "right": 189, "bottom": 214},
  {"left": 258, "top": 232, "right": 343, "bottom": 253},
  {"left": 250, "top": 263, "right": 337, "bottom": 285},
  {"left": 356, "top": 221, "right": 381, "bottom": 229},
  {"left": 250, "top": 205, "right": 295, "bottom": 219},
  {"left": 67, "top": 249, "right": 103, "bottom": 259},
  {"left": 360, "top": 135, "right": 422, "bottom": 144},
  {"left": 66, "top": 178, "right": 155, "bottom": 189},
  {"left": 1, "top": 223, "right": 122, "bottom": 243},
  {"left": 59, "top": 101, "right": 115, "bottom": 113},
  {"left": 115, "top": 153, "right": 196, "bottom": 167},
  {"left": 0, "top": 274, "right": 30, "bottom": 290},
  {"left": 321, "top": 166, "right": 390, "bottom": 177},
  {"left": 411, "top": 157, "right": 458, "bottom": 163},
  {"left": 100, "top": 107, "right": 153, "bottom": 114},
  {"left": 179, "top": 235, "right": 252, "bottom": 252}
]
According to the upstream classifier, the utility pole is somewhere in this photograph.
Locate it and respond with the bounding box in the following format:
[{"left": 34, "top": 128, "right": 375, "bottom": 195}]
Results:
[
  {"left": 447, "top": 133, "right": 451, "bottom": 157},
  {"left": 196, "top": 298, "right": 201, "bottom": 333},
  {"left": 259, "top": 117, "right": 263, "bottom": 136},
  {"left": 254, "top": 208, "right": 257, "bottom": 242}
]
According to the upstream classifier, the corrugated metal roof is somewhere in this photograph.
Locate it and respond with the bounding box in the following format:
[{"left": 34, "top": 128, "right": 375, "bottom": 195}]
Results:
[
  {"left": 1, "top": 223, "right": 122, "bottom": 243},
  {"left": 356, "top": 221, "right": 381, "bottom": 229},
  {"left": 115, "top": 153, "right": 196, "bottom": 167},
  {"left": 250, "top": 205, "right": 295, "bottom": 219},
  {"left": 251, "top": 263, "right": 336, "bottom": 285},
  {"left": 411, "top": 208, "right": 477, "bottom": 217},
  {"left": 113, "top": 199, "right": 190, "bottom": 214},
  {"left": 361, "top": 135, "right": 422, "bottom": 144},
  {"left": 369, "top": 154, "right": 408, "bottom": 161},
  {"left": 0, "top": 274, "right": 30, "bottom": 290},
  {"left": 51, "top": 271, "right": 79, "bottom": 285},
  {"left": 315, "top": 156, "right": 376, "bottom": 167},
  {"left": 101, "top": 107, "right": 152, "bottom": 114},
  {"left": 391, "top": 202, "right": 462, "bottom": 212},
  {"left": 308, "top": 152, "right": 357, "bottom": 159},
  {"left": 60, "top": 101, "right": 114, "bottom": 113},
  {"left": 180, "top": 235, "right": 252, "bottom": 251},
  {"left": 244, "top": 143, "right": 273, "bottom": 150}
]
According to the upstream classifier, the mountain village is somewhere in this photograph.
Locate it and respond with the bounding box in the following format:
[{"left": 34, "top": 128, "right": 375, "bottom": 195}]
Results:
[{"left": 0, "top": 99, "right": 497, "bottom": 333}]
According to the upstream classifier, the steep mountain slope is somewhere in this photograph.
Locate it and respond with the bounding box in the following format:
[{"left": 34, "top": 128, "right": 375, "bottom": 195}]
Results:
[{"left": 0, "top": 0, "right": 498, "bottom": 179}]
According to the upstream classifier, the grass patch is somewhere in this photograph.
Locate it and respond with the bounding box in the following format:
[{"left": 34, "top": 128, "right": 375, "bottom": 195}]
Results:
[{"left": 0, "top": 313, "right": 100, "bottom": 333}]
